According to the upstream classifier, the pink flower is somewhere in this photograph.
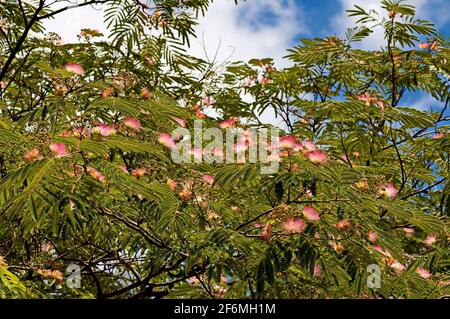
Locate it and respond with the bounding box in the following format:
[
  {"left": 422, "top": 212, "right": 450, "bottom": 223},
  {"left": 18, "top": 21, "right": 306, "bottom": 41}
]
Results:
[
  {"left": 388, "top": 260, "right": 406, "bottom": 274},
  {"left": 372, "top": 245, "right": 392, "bottom": 258},
  {"left": 303, "top": 206, "right": 320, "bottom": 222},
  {"left": 141, "top": 87, "right": 150, "bottom": 99},
  {"left": 379, "top": 183, "right": 398, "bottom": 198},
  {"left": 202, "top": 96, "right": 215, "bottom": 106},
  {"left": 194, "top": 109, "right": 206, "bottom": 119},
  {"left": 234, "top": 141, "right": 248, "bottom": 153},
  {"left": 261, "top": 223, "right": 272, "bottom": 241},
  {"left": 202, "top": 174, "right": 214, "bottom": 185},
  {"left": 416, "top": 267, "right": 432, "bottom": 279},
  {"left": 119, "top": 165, "right": 129, "bottom": 174},
  {"left": 279, "top": 136, "right": 297, "bottom": 149},
  {"left": 132, "top": 168, "right": 146, "bottom": 178},
  {"left": 73, "top": 127, "right": 88, "bottom": 138},
  {"left": 432, "top": 133, "right": 445, "bottom": 139},
  {"left": 186, "top": 276, "right": 200, "bottom": 285},
  {"left": 167, "top": 179, "right": 177, "bottom": 192},
  {"left": 145, "top": 56, "right": 156, "bottom": 65},
  {"left": 301, "top": 140, "right": 317, "bottom": 153},
  {"left": 219, "top": 118, "right": 238, "bottom": 129},
  {"left": 0, "top": 81, "right": 6, "bottom": 89},
  {"left": 101, "top": 87, "right": 114, "bottom": 99},
  {"left": 191, "top": 147, "right": 203, "bottom": 160},
  {"left": 313, "top": 264, "right": 321, "bottom": 278},
  {"left": 58, "top": 130, "right": 72, "bottom": 137},
  {"left": 124, "top": 117, "right": 141, "bottom": 130},
  {"left": 356, "top": 92, "right": 376, "bottom": 105},
  {"left": 335, "top": 219, "right": 351, "bottom": 230},
  {"left": 173, "top": 117, "right": 186, "bottom": 127},
  {"left": 86, "top": 166, "right": 105, "bottom": 182},
  {"left": 158, "top": 133, "right": 176, "bottom": 149},
  {"left": 367, "top": 230, "right": 378, "bottom": 243},
  {"left": 49, "top": 143, "right": 70, "bottom": 158},
  {"left": 24, "top": 148, "right": 42, "bottom": 162},
  {"left": 282, "top": 218, "right": 306, "bottom": 234},
  {"left": 401, "top": 227, "right": 415, "bottom": 237},
  {"left": 424, "top": 234, "right": 437, "bottom": 248},
  {"left": 65, "top": 63, "right": 84, "bottom": 75},
  {"left": 305, "top": 151, "right": 327, "bottom": 164},
  {"left": 92, "top": 123, "right": 116, "bottom": 136},
  {"left": 260, "top": 77, "right": 271, "bottom": 85},
  {"left": 419, "top": 42, "right": 430, "bottom": 49},
  {"left": 243, "top": 77, "right": 255, "bottom": 87}
]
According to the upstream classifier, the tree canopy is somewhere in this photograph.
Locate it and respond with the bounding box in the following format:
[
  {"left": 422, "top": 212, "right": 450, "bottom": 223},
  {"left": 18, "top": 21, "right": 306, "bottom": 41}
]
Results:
[{"left": 0, "top": 0, "right": 449, "bottom": 299}]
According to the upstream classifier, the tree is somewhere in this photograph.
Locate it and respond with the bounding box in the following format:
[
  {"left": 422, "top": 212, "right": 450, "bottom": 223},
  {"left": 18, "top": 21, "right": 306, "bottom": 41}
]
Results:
[{"left": 0, "top": 0, "right": 449, "bottom": 299}]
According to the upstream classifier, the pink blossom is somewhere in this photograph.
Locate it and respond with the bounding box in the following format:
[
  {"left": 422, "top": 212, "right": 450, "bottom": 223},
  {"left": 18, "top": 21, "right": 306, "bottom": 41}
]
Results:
[
  {"left": 219, "top": 118, "right": 238, "bottom": 129},
  {"left": 416, "top": 267, "right": 432, "bottom": 279},
  {"left": 193, "top": 104, "right": 206, "bottom": 119},
  {"left": 132, "top": 168, "right": 146, "bottom": 178},
  {"left": 87, "top": 166, "right": 105, "bottom": 182},
  {"left": 424, "top": 234, "right": 437, "bottom": 248},
  {"left": 305, "top": 151, "right": 327, "bottom": 164},
  {"left": 388, "top": 260, "right": 406, "bottom": 274},
  {"left": 379, "top": 183, "right": 398, "bottom": 199},
  {"left": 313, "top": 264, "right": 321, "bottom": 278},
  {"left": 419, "top": 42, "right": 430, "bottom": 49},
  {"left": 301, "top": 140, "right": 317, "bottom": 153},
  {"left": 202, "top": 174, "right": 214, "bottom": 185},
  {"left": 141, "top": 87, "right": 150, "bottom": 99},
  {"left": 124, "top": 117, "right": 141, "bottom": 130},
  {"left": 282, "top": 218, "right": 306, "bottom": 234},
  {"left": 432, "top": 133, "right": 445, "bottom": 139},
  {"left": 372, "top": 245, "right": 391, "bottom": 258},
  {"left": 356, "top": 92, "right": 376, "bottom": 105},
  {"left": 158, "top": 133, "right": 176, "bottom": 149},
  {"left": 59, "top": 130, "right": 72, "bottom": 137},
  {"left": 119, "top": 165, "right": 129, "bottom": 174},
  {"left": 145, "top": 56, "right": 156, "bottom": 65},
  {"left": 243, "top": 77, "right": 255, "bottom": 87},
  {"left": 279, "top": 136, "right": 297, "bottom": 149},
  {"left": 191, "top": 147, "right": 203, "bottom": 160},
  {"left": 0, "top": 81, "right": 6, "bottom": 89},
  {"left": 239, "top": 130, "right": 254, "bottom": 144},
  {"left": 201, "top": 96, "right": 215, "bottom": 106},
  {"left": 173, "top": 117, "right": 186, "bottom": 127},
  {"left": 92, "top": 123, "right": 116, "bottom": 136},
  {"left": 167, "top": 179, "right": 177, "bottom": 192},
  {"left": 49, "top": 143, "right": 70, "bottom": 158},
  {"left": 73, "top": 127, "right": 88, "bottom": 138},
  {"left": 101, "top": 87, "right": 114, "bottom": 99},
  {"left": 24, "top": 148, "right": 42, "bottom": 162},
  {"left": 261, "top": 223, "right": 272, "bottom": 240},
  {"left": 367, "top": 230, "right": 378, "bottom": 243},
  {"left": 65, "top": 63, "right": 84, "bottom": 75},
  {"left": 402, "top": 227, "right": 415, "bottom": 237},
  {"left": 186, "top": 277, "right": 200, "bottom": 285},
  {"left": 235, "top": 141, "right": 248, "bottom": 153},
  {"left": 335, "top": 219, "right": 351, "bottom": 230},
  {"left": 303, "top": 206, "right": 320, "bottom": 222}
]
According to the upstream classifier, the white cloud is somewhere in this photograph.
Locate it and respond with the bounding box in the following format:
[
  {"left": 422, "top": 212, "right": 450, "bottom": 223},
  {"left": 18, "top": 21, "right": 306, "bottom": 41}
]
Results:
[
  {"left": 332, "top": 0, "right": 450, "bottom": 50},
  {"left": 188, "top": 0, "right": 305, "bottom": 68},
  {"left": 43, "top": 3, "right": 106, "bottom": 43}
]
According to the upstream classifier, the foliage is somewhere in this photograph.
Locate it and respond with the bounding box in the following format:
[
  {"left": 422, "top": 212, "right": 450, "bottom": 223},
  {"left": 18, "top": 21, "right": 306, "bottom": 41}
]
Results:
[{"left": 0, "top": 0, "right": 449, "bottom": 299}]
